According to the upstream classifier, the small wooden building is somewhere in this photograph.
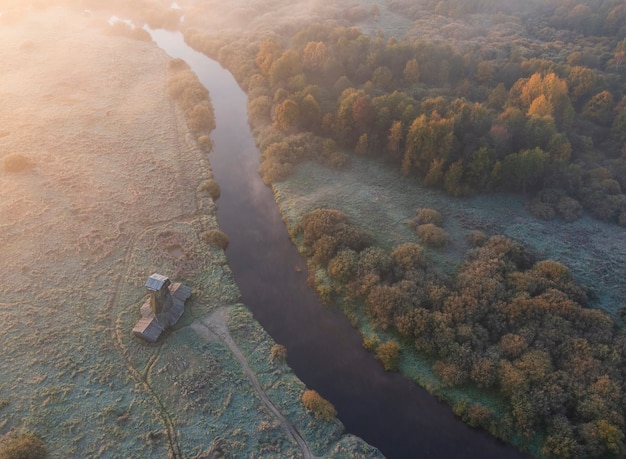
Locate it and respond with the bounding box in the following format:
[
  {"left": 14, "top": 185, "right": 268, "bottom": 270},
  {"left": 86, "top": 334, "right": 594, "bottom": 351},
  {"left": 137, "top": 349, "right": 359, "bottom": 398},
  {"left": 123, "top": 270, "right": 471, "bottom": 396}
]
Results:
[{"left": 132, "top": 273, "right": 191, "bottom": 342}]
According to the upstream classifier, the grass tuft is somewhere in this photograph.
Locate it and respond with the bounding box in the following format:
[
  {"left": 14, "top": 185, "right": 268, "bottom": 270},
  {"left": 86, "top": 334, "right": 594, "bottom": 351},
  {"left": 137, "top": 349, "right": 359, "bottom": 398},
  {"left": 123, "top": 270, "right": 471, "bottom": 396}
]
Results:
[{"left": 1, "top": 153, "right": 32, "bottom": 172}]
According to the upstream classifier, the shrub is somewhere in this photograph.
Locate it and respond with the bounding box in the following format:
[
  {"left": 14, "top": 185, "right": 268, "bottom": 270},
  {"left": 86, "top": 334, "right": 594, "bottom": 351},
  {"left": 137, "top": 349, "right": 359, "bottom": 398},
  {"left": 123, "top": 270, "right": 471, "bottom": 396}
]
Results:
[
  {"left": 391, "top": 243, "right": 425, "bottom": 270},
  {"left": 197, "top": 135, "right": 213, "bottom": 152},
  {"left": 416, "top": 224, "right": 449, "bottom": 248},
  {"left": 270, "top": 344, "right": 287, "bottom": 362},
  {"left": 556, "top": 196, "right": 582, "bottom": 221},
  {"left": 328, "top": 249, "right": 358, "bottom": 282},
  {"left": 200, "top": 229, "right": 229, "bottom": 249},
  {"left": 1, "top": 153, "right": 32, "bottom": 172},
  {"left": 197, "top": 179, "right": 220, "bottom": 200},
  {"left": 362, "top": 335, "right": 380, "bottom": 352},
  {"left": 301, "top": 390, "right": 337, "bottom": 421},
  {"left": 375, "top": 340, "right": 400, "bottom": 371},
  {"left": 0, "top": 432, "right": 47, "bottom": 459},
  {"left": 527, "top": 199, "right": 555, "bottom": 220},
  {"left": 466, "top": 230, "right": 487, "bottom": 247},
  {"left": 415, "top": 208, "right": 444, "bottom": 226}
]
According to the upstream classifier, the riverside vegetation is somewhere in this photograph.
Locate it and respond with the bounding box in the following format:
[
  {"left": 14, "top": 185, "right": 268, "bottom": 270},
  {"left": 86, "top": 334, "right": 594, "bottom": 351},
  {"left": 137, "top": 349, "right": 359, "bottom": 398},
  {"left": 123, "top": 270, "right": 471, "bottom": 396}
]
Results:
[{"left": 169, "top": 0, "right": 626, "bottom": 457}]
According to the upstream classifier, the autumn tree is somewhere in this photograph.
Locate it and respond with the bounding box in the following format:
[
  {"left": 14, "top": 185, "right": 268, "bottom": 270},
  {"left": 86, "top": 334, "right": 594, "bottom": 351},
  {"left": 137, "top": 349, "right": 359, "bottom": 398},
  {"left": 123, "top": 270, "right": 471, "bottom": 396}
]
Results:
[
  {"left": 273, "top": 99, "right": 299, "bottom": 132},
  {"left": 256, "top": 38, "right": 283, "bottom": 76},
  {"left": 401, "top": 112, "right": 454, "bottom": 176}
]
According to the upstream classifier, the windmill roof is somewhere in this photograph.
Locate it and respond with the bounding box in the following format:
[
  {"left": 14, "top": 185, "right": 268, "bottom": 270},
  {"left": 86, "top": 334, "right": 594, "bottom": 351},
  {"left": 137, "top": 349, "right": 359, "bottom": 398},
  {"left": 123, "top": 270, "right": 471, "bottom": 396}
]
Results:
[{"left": 145, "top": 273, "right": 170, "bottom": 291}]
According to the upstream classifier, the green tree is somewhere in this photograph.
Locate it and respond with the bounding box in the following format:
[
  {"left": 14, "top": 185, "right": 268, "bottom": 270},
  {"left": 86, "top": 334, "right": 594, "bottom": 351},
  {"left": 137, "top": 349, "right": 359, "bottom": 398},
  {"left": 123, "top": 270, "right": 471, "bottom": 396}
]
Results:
[
  {"left": 402, "top": 112, "right": 454, "bottom": 176},
  {"left": 501, "top": 147, "right": 549, "bottom": 192},
  {"left": 443, "top": 160, "right": 465, "bottom": 196},
  {"left": 269, "top": 50, "right": 302, "bottom": 87},
  {"left": 466, "top": 147, "right": 495, "bottom": 191},
  {"left": 371, "top": 66, "right": 393, "bottom": 91},
  {"left": 583, "top": 90, "right": 616, "bottom": 126},
  {"left": 567, "top": 66, "right": 596, "bottom": 104}
]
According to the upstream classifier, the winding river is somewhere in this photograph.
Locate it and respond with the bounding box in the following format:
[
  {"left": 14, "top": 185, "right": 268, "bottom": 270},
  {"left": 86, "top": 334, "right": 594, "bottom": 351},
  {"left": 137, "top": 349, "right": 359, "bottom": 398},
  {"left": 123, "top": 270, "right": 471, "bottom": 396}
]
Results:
[{"left": 148, "top": 29, "right": 529, "bottom": 459}]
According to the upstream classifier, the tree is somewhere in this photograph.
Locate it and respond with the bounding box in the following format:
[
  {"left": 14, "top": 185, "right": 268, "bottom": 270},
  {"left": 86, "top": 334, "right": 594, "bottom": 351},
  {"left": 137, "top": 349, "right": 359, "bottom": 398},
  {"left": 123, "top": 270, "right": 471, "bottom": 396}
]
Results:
[
  {"left": 371, "top": 66, "right": 393, "bottom": 91},
  {"left": 583, "top": 90, "right": 616, "bottom": 126},
  {"left": 273, "top": 99, "right": 299, "bottom": 132},
  {"left": 300, "top": 93, "right": 321, "bottom": 130},
  {"left": 302, "top": 41, "right": 330, "bottom": 74},
  {"left": 355, "top": 133, "right": 369, "bottom": 155},
  {"left": 269, "top": 50, "right": 302, "bottom": 87},
  {"left": 500, "top": 147, "right": 549, "bottom": 192},
  {"left": 466, "top": 147, "right": 495, "bottom": 191},
  {"left": 475, "top": 60, "right": 493, "bottom": 84},
  {"left": 301, "top": 390, "right": 337, "bottom": 421},
  {"left": 352, "top": 94, "right": 375, "bottom": 133},
  {"left": 528, "top": 95, "right": 554, "bottom": 117},
  {"left": 444, "top": 160, "right": 465, "bottom": 196},
  {"left": 403, "top": 58, "right": 420, "bottom": 85},
  {"left": 387, "top": 120, "right": 403, "bottom": 160},
  {"left": 402, "top": 112, "right": 454, "bottom": 176},
  {"left": 376, "top": 340, "right": 401, "bottom": 371},
  {"left": 567, "top": 66, "right": 596, "bottom": 104},
  {"left": 256, "top": 39, "right": 283, "bottom": 76}
]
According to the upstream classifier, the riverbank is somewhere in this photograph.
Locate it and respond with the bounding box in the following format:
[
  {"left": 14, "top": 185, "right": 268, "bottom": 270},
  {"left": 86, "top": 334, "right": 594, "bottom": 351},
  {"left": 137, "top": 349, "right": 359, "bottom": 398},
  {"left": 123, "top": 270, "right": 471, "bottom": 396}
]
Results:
[{"left": 0, "top": 7, "right": 380, "bottom": 458}]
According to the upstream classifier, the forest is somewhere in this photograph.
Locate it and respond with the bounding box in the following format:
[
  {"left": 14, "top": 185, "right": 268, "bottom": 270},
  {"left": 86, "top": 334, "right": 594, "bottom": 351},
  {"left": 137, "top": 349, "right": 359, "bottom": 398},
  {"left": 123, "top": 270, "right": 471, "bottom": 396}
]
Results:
[
  {"left": 173, "top": 1, "right": 626, "bottom": 457},
  {"left": 32, "top": 0, "right": 625, "bottom": 457},
  {"left": 180, "top": 0, "right": 626, "bottom": 227}
]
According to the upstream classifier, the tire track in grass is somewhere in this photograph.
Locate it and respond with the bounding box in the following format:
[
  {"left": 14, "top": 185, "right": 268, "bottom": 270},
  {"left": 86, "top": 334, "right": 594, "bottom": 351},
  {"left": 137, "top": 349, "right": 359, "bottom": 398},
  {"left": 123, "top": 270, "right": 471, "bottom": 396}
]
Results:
[
  {"left": 108, "top": 232, "right": 182, "bottom": 459},
  {"left": 192, "top": 307, "right": 318, "bottom": 459}
]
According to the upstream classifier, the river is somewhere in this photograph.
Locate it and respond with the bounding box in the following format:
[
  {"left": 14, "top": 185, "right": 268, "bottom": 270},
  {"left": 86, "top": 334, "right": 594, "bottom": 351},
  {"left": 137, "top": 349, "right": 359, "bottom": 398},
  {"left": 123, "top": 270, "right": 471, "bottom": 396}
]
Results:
[{"left": 147, "top": 28, "right": 530, "bottom": 459}]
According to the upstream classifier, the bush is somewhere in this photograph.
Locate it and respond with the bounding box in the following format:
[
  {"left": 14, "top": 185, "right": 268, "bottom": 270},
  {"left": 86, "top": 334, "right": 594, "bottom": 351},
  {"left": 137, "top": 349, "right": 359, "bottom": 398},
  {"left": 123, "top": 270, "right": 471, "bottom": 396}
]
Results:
[
  {"left": 301, "top": 390, "right": 337, "bottom": 421},
  {"left": 362, "top": 335, "right": 380, "bottom": 352},
  {"left": 1, "top": 153, "right": 32, "bottom": 172},
  {"left": 391, "top": 243, "right": 425, "bottom": 270},
  {"left": 527, "top": 199, "right": 555, "bottom": 220},
  {"left": 328, "top": 249, "right": 358, "bottom": 282},
  {"left": 466, "top": 230, "right": 487, "bottom": 247},
  {"left": 375, "top": 340, "right": 400, "bottom": 371},
  {"left": 197, "top": 179, "right": 220, "bottom": 200},
  {"left": 415, "top": 208, "right": 444, "bottom": 226},
  {"left": 0, "top": 432, "right": 47, "bottom": 459},
  {"left": 197, "top": 135, "right": 213, "bottom": 152},
  {"left": 270, "top": 344, "right": 287, "bottom": 362},
  {"left": 416, "top": 224, "right": 449, "bottom": 248},
  {"left": 200, "top": 229, "right": 229, "bottom": 249},
  {"left": 555, "top": 196, "right": 582, "bottom": 221}
]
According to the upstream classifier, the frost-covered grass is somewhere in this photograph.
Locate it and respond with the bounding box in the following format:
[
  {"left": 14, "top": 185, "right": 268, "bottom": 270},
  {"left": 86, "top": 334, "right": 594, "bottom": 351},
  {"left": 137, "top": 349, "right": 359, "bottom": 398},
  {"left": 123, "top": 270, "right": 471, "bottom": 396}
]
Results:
[
  {"left": 275, "top": 156, "right": 626, "bottom": 317},
  {"left": 0, "top": 8, "right": 383, "bottom": 458}
]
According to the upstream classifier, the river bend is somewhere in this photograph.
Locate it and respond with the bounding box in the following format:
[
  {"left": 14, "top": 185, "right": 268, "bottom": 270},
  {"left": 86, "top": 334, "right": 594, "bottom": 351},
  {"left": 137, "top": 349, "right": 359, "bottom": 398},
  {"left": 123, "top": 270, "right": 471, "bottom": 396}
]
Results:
[{"left": 148, "top": 28, "right": 529, "bottom": 459}]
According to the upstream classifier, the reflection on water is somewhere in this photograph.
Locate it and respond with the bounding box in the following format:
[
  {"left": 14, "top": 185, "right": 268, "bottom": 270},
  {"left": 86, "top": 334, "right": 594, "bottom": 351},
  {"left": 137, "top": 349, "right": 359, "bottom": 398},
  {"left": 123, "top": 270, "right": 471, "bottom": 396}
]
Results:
[{"left": 147, "top": 28, "right": 529, "bottom": 459}]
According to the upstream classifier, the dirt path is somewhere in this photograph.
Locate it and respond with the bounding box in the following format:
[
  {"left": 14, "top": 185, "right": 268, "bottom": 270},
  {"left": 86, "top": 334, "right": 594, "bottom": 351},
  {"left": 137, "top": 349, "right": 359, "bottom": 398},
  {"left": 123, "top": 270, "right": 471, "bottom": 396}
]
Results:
[{"left": 191, "top": 307, "right": 318, "bottom": 459}]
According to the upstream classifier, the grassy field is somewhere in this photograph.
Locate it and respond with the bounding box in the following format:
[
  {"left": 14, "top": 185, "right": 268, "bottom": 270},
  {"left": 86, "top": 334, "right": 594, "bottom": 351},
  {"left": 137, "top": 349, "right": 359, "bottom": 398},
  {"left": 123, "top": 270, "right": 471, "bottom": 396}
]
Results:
[{"left": 0, "top": 7, "right": 381, "bottom": 458}]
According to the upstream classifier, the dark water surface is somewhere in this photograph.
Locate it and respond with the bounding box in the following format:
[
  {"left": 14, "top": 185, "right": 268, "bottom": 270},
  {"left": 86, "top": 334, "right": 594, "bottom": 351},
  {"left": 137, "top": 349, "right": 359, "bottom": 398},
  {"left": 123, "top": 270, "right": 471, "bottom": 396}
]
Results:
[{"left": 148, "top": 28, "right": 530, "bottom": 459}]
